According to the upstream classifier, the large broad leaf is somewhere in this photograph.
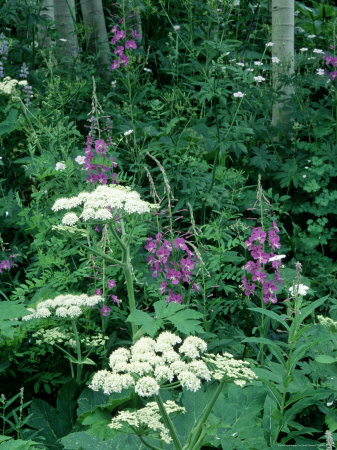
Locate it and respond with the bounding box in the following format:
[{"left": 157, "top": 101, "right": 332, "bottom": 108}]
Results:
[
  {"left": 208, "top": 385, "right": 268, "bottom": 450},
  {"left": 0, "top": 109, "right": 18, "bottom": 136},
  {"left": 56, "top": 381, "right": 78, "bottom": 429},
  {"left": 0, "top": 438, "right": 39, "bottom": 449},
  {"left": 61, "top": 432, "right": 146, "bottom": 449},
  {"left": 126, "top": 310, "right": 162, "bottom": 337},
  {"left": 77, "top": 388, "right": 131, "bottom": 420},
  {"left": 167, "top": 308, "right": 204, "bottom": 335},
  {"left": 0, "top": 302, "right": 29, "bottom": 320},
  {"left": 27, "top": 398, "right": 72, "bottom": 448}
]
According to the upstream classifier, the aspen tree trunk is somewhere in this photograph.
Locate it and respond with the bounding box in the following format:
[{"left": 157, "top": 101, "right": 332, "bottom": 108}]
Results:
[
  {"left": 38, "top": 0, "right": 54, "bottom": 48},
  {"left": 80, "top": 0, "right": 110, "bottom": 72},
  {"left": 271, "top": 0, "right": 294, "bottom": 128},
  {"left": 54, "top": 0, "right": 80, "bottom": 61}
]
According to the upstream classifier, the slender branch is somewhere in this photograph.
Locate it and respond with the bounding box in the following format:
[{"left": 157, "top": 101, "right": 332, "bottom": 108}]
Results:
[
  {"left": 137, "top": 434, "right": 162, "bottom": 450},
  {"left": 81, "top": 244, "right": 123, "bottom": 266}
]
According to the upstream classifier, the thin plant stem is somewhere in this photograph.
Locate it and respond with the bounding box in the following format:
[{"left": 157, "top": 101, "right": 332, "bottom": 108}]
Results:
[
  {"left": 71, "top": 320, "right": 82, "bottom": 384},
  {"left": 155, "top": 393, "right": 183, "bottom": 450}
]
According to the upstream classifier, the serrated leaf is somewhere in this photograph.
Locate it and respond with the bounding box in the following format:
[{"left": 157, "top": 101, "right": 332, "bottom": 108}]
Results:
[
  {"left": 168, "top": 309, "right": 203, "bottom": 335},
  {"left": 126, "top": 310, "right": 162, "bottom": 337}
]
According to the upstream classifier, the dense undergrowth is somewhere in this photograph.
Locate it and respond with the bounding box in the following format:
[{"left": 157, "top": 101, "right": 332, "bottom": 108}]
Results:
[{"left": 1, "top": 0, "right": 337, "bottom": 448}]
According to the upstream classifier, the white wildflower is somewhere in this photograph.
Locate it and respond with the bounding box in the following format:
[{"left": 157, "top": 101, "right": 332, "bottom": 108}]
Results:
[
  {"left": 94, "top": 209, "right": 113, "bottom": 221},
  {"left": 313, "top": 49, "right": 324, "bottom": 54},
  {"left": 308, "top": 34, "right": 316, "bottom": 38},
  {"left": 59, "top": 38, "right": 67, "bottom": 42},
  {"left": 236, "top": 62, "right": 244, "bottom": 67},
  {"left": 265, "top": 42, "right": 274, "bottom": 47},
  {"left": 289, "top": 284, "right": 309, "bottom": 296},
  {"left": 123, "top": 129, "right": 133, "bottom": 136},
  {"left": 154, "top": 365, "right": 174, "bottom": 382},
  {"left": 300, "top": 47, "right": 308, "bottom": 52},
  {"left": 75, "top": 155, "right": 86, "bottom": 165},
  {"left": 302, "top": 174, "right": 307, "bottom": 178},
  {"left": 246, "top": 68, "right": 254, "bottom": 72},
  {"left": 233, "top": 91, "right": 245, "bottom": 98},
  {"left": 254, "top": 61, "right": 263, "bottom": 66},
  {"left": 178, "top": 370, "right": 201, "bottom": 392},
  {"left": 254, "top": 75, "right": 266, "bottom": 83},
  {"left": 269, "top": 254, "right": 286, "bottom": 262},
  {"left": 61, "top": 212, "right": 79, "bottom": 226},
  {"left": 173, "top": 25, "right": 180, "bottom": 31},
  {"left": 316, "top": 68, "right": 325, "bottom": 75},
  {"left": 272, "top": 56, "right": 280, "bottom": 64},
  {"left": 135, "top": 376, "right": 160, "bottom": 397},
  {"left": 179, "top": 336, "right": 207, "bottom": 359},
  {"left": 143, "top": 67, "right": 152, "bottom": 73},
  {"left": 55, "top": 162, "right": 66, "bottom": 171},
  {"left": 233, "top": 0, "right": 240, "bottom": 5}
]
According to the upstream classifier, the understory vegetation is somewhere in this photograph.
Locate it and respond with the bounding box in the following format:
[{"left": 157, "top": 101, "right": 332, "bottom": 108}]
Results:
[{"left": 1, "top": 0, "right": 337, "bottom": 448}]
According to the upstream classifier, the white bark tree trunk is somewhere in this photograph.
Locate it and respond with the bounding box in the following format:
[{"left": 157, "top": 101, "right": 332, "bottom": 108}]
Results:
[
  {"left": 38, "top": 0, "right": 54, "bottom": 48},
  {"left": 271, "top": 0, "right": 294, "bottom": 128},
  {"left": 80, "top": 0, "right": 110, "bottom": 70},
  {"left": 54, "top": 0, "right": 80, "bottom": 61}
]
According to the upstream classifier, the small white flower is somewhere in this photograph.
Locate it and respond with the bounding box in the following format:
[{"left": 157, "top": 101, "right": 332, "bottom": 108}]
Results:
[
  {"left": 327, "top": 401, "right": 334, "bottom": 407},
  {"left": 300, "top": 47, "right": 308, "bottom": 52},
  {"left": 289, "top": 284, "right": 309, "bottom": 296},
  {"left": 308, "top": 159, "right": 311, "bottom": 163},
  {"left": 254, "top": 61, "right": 263, "bottom": 66},
  {"left": 233, "top": 0, "right": 240, "bottom": 6},
  {"left": 269, "top": 255, "right": 286, "bottom": 262},
  {"left": 246, "top": 68, "right": 254, "bottom": 72},
  {"left": 55, "top": 162, "right": 66, "bottom": 171},
  {"left": 59, "top": 38, "right": 67, "bottom": 42},
  {"left": 75, "top": 155, "right": 86, "bottom": 165},
  {"left": 236, "top": 62, "right": 244, "bottom": 67},
  {"left": 296, "top": 27, "right": 305, "bottom": 33},
  {"left": 313, "top": 49, "right": 324, "bottom": 54},
  {"left": 294, "top": 10, "right": 300, "bottom": 16},
  {"left": 111, "top": 80, "right": 117, "bottom": 87},
  {"left": 144, "top": 67, "right": 152, "bottom": 73},
  {"left": 233, "top": 91, "right": 245, "bottom": 98},
  {"left": 316, "top": 68, "right": 325, "bottom": 75},
  {"left": 254, "top": 75, "right": 265, "bottom": 83},
  {"left": 61, "top": 212, "right": 79, "bottom": 226},
  {"left": 308, "top": 34, "right": 316, "bottom": 39},
  {"left": 266, "top": 42, "right": 274, "bottom": 47},
  {"left": 135, "top": 376, "right": 160, "bottom": 397},
  {"left": 272, "top": 56, "right": 280, "bottom": 64},
  {"left": 123, "top": 129, "right": 133, "bottom": 136},
  {"left": 224, "top": 51, "right": 230, "bottom": 56},
  {"left": 303, "top": 174, "right": 307, "bottom": 178},
  {"left": 173, "top": 25, "right": 180, "bottom": 31}
]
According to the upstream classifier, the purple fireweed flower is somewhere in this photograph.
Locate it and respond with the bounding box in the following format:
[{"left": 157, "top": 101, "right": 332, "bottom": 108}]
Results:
[
  {"left": 131, "top": 29, "right": 141, "bottom": 39},
  {"left": 111, "top": 25, "right": 119, "bottom": 34},
  {"left": 268, "top": 230, "right": 281, "bottom": 250},
  {"left": 180, "top": 258, "right": 194, "bottom": 272},
  {"left": 125, "top": 39, "right": 137, "bottom": 50},
  {"left": 252, "top": 269, "right": 267, "bottom": 284},
  {"left": 120, "top": 53, "right": 129, "bottom": 66},
  {"left": 95, "top": 139, "right": 107, "bottom": 156},
  {"left": 145, "top": 238, "right": 158, "bottom": 253},
  {"left": 251, "top": 245, "right": 270, "bottom": 264},
  {"left": 95, "top": 288, "right": 102, "bottom": 295},
  {"left": 160, "top": 281, "right": 167, "bottom": 294},
  {"left": 100, "top": 305, "right": 111, "bottom": 316},
  {"left": 174, "top": 237, "right": 188, "bottom": 251},
  {"left": 108, "top": 279, "right": 116, "bottom": 289},
  {"left": 111, "top": 295, "right": 121, "bottom": 304},
  {"left": 243, "top": 276, "right": 256, "bottom": 296},
  {"left": 166, "top": 290, "right": 182, "bottom": 304},
  {"left": 165, "top": 269, "right": 181, "bottom": 285},
  {"left": 112, "top": 59, "right": 120, "bottom": 70},
  {"left": 192, "top": 283, "right": 199, "bottom": 292},
  {"left": 114, "top": 45, "right": 124, "bottom": 55}
]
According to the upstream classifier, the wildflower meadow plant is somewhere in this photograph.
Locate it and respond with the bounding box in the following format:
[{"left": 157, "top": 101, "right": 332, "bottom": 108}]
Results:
[
  {"left": 52, "top": 184, "right": 158, "bottom": 341},
  {"left": 89, "top": 332, "right": 256, "bottom": 448}
]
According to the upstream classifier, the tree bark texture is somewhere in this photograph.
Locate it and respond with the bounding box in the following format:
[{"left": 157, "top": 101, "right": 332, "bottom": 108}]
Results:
[
  {"left": 38, "top": 0, "right": 54, "bottom": 48},
  {"left": 80, "top": 0, "right": 110, "bottom": 71},
  {"left": 271, "top": 0, "right": 294, "bottom": 128},
  {"left": 54, "top": 0, "right": 80, "bottom": 61}
]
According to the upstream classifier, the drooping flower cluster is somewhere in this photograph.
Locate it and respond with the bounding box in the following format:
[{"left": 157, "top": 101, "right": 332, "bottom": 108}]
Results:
[
  {"left": 110, "top": 18, "right": 141, "bottom": 70},
  {"left": 83, "top": 135, "right": 119, "bottom": 187},
  {"left": 89, "top": 332, "right": 256, "bottom": 398},
  {"left": 145, "top": 234, "right": 199, "bottom": 304},
  {"left": 22, "top": 294, "right": 103, "bottom": 320},
  {"left": 242, "top": 221, "right": 283, "bottom": 304},
  {"left": 323, "top": 52, "right": 337, "bottom": 81},
  {"left": 52, "top": 184, "right": 157, "bottom": 226},
  {"left": 109, "top": 400, "right": 185, "bottom": 444}
]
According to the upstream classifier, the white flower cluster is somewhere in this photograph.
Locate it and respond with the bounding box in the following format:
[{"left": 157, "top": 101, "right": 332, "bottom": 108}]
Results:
[
  {"left": 318, "top": 315, "right": 337, "bottom": 332},
  {"left": 204, "top": 352, "right": 257, "bottom": 387},
  {"left": 52, "top": 185, "right": 157, "bottom": 226},
  {"left": 32, "top": 327, "right": 72, "bottom": 346},
  {"left": 289, "top": 284, "right": 309, "bottom": 297},
  {"left": 0, "top": 77, "right": 28, "bottom": 95},
  {"left": 89, "top": 332, "right": 256, "bottom": 397},
  {"left": 109, "top": 400, "right": 185, "bottom": 443},
  {"left": 22, "top": 294, "right": 103, "bottom": 321}
]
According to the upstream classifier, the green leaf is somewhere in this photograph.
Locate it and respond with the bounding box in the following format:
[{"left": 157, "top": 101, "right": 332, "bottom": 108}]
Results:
[
  {"left": 126, "top": 310, "right": 162, "bottom": 337},
  {"left": 61, "top": 431, "right": 146, "bottom": 449},
  {"left": 0, "top": 109, "right": 18, "bottom": 136},
  {"left": 315, "top": 354, "right": 336, "bottom": 364},
  {"left": 0, "top": 438, "right": 39, "bottom": 449},
  {"left": 0, "top": 302, "right": 30, "bottom": 320},
  {"left": 168, "top": 308, "right": 203, "bottom": 335},
  {"left": 77, "top": 388, "right": 131, "bottom": 421},
  {"left": 248, "top": 307, "right": 290, "bottom": 331}
]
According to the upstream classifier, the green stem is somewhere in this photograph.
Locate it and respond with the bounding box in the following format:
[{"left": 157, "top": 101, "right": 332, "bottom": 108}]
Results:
[
  {"left": 82, "top": 244, "right": 122, "bottom": 266},
  {"left": 155, "top": 394, "right": 183, "bottom": 450},
  {"left": 71, "top": 320, "right": 82, "bottom": 384},
  {"left": 137, "top": 434, "right": 162, "bottom": 450},
  {"left": 185, "top": 379, "right": 226, "bottom": 449}
]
